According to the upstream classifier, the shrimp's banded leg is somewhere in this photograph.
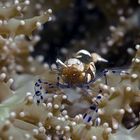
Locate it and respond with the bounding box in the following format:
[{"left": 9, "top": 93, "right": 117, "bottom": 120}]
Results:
[
  {"left": 33, "top": 90, "right": 44, "bottom": 104},
  {"left": 83, "top": 113, "right": 93, "bottom": 123},
  {"left": 83, "top": 103, "right": 99, "bottom": 124},
  {"left": 99, "top": 69, "right": 129, "bottom": 85},
  {"left": 103, "top": 69, "right": 109, "bottom": 85},
  {"left": 89, "top": 68, "right": 130, "bottom": 85},
  {"left": 83, "top": 94, "right": 102, "bottom": 125},
  {"left": 33, "top": 77, "right": 63, "bottom": 104},
  {"left": 33, "top": 79, "right": 48, "bottom": 104}
]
